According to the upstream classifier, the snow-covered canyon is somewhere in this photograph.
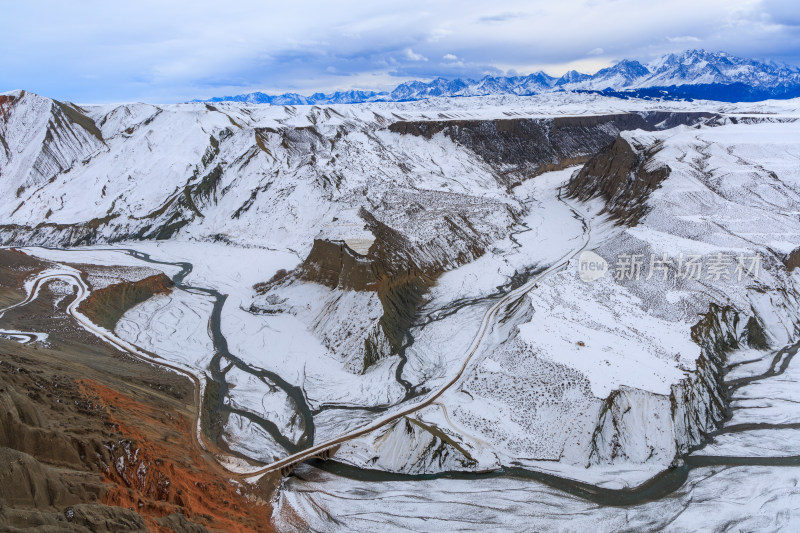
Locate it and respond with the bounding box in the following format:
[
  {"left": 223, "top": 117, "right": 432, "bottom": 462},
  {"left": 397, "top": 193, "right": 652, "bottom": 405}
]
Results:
[{"left": 3, "top": 88, "right": 800, "bottom": 530}]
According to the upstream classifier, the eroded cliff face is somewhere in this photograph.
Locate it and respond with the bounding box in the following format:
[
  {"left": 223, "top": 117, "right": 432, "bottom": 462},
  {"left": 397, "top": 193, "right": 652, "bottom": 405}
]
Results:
[
  {"left": 77, "top": 273, "right": 174, "bottom": 331},
  {"left": 250, "top": 111, "right": 719, "bottom": 375},
  {"left": 294, "top": 237, "right": 400, "bottom": 373},
  {"left": 389, "top": 112, "right": 715, "bottom": 188},
  {"left": 0, "top": 91, "right": 105, "bottom": 192},
  {"left": 291, "top": 210, "right": 457, "bottom": 372},
  {"left": 785, "top": 247, "right": 800, "bottom": 271},
  {"left": 285, "top": 182, "right": 532, "bottom": 372},
  {"left": 339, "top": 415, "right": 489, "bottom": 475},
  {"left": 575, "top": 122, "right": 800, "bottom": 468},
  {"left": 300, "top": 239, "right": 378, "bottom": 291},
  {"left": 589, "top": 305, "right": 745, "bottom": 465},
  {"left": 565, "top": 135, "right": 671, "bottom": 225}
]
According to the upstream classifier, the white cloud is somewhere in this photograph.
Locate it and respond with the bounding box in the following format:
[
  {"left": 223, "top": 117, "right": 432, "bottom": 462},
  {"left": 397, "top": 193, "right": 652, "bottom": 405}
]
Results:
[
  {"left": 0, "top": 0, "right": 797, "bottom": 102},
  {"left": 667, "top": 35, "right": 702, "bottom": 43},
  {"left": 404, "top": 48, "right": 428, "bottom": 62}
]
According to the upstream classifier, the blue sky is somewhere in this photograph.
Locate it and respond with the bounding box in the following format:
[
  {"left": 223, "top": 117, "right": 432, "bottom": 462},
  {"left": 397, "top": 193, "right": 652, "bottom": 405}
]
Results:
[{"left": 2, "top": 0, "right": 798, "bottom": 103}]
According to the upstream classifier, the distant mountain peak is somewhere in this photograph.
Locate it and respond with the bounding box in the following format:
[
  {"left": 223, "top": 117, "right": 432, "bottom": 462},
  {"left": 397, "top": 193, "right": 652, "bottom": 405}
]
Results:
[{"left": 194, "top": 49, "right": 800, "bottom": 105}]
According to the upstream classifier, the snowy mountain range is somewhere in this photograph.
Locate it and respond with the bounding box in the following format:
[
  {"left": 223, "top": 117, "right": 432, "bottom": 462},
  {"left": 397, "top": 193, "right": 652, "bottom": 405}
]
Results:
[{"left": 198, "top": 50, "right": 800, "bottom": 105}]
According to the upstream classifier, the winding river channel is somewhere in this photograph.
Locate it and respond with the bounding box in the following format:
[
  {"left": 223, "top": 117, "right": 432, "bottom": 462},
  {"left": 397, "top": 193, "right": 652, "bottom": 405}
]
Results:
[
  {"left": 94, "top": 248, "right": 316, "bottom": 454},
  {"left": 2, "top": 241, "right": 798, "bottom": 512},
  {"left": 308, "top": 339, "right": 800, "bottom": 507}
]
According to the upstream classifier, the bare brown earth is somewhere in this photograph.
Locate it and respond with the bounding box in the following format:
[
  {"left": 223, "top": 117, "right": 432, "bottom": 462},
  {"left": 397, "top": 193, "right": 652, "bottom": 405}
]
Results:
[
  {"left": 80, "top": 379, "right": 275, "bottom": 533},
  {"left": 0, "top": 93, "right": 16, "bottom": 120},
  {"left": 283, "top": 211, "right": 440, "bottom": 372},
  {"left": 0, "top": 249, "right": 278, "bottom": 532},
  {"left": 0, "top": 248, "right": 48, "bottom": 308},
  {"left": 77, "top": 273, "right": 174, "bottom": 331}
]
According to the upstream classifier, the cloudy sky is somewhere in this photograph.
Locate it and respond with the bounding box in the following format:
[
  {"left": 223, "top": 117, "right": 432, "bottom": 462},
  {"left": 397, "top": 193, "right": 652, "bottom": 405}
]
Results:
[{"left": 2, "top": 0, "right": 798, "bottom": 103}]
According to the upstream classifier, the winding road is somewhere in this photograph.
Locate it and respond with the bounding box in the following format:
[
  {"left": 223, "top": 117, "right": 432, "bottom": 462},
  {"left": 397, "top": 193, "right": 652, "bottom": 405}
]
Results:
[
  {"left": 3, "top": 192, "right": 798, "bottom": 507},
  {"left": 240, "top": 193, "right": 593, "bottom": 477},
  {"left": 0, "top": 267, "right": 222, "bottom": 459},
  {"left": 0, "top": 191, "right": 593, "bottom": 481}
]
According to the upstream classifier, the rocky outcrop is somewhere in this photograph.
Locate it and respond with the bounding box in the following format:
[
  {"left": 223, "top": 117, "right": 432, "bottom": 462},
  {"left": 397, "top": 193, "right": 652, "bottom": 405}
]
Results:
[
  {"left": 784, "top": 247, "right": 800, "bottom": 271},
  {"left": 77, "top": 273, "right": 174, "bottom": 331},
  {"left": 0, "top": 91, "right": 105, "bottom": 189},
  {"left": 295, "top": 218, "right": 436, "bottom": 372},
  {"left": 339, "top": 415, "right": 490, "bottom": 475},
  {"left": 565, "top": 136, "right": 670, "bottom": 225},
  {"left": 300, "top": 239, "right": 378, "bottom": 291},
  {"left": 292, "top": 195, "right": 514, "bottom": 373}
]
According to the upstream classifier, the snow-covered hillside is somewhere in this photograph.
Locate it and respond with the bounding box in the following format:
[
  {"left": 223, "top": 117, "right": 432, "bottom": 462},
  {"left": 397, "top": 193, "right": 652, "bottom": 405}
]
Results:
[
  {"left": 317, "top": 116, "right": 800, "bottom": 481},
  {"left": 269, "top": 105, "right": 800, "bottom": 533},
  {"left": 1, "top": 88, "right": 745, "bottom": 255},
  {"left": 4, "top": 88, "right": 800, "bottom": 530}
]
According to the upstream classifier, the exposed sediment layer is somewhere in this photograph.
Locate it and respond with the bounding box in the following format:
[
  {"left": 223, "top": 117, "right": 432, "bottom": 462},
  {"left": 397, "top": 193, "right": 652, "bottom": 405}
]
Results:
[
  {"left": 565, "top": 135, "right": 670, "bottom": 225},
  {"left": 389, "top": 112, "right": 715, "bottom": 188},
  {"left": 300, "top": 239, "right": 378, "bottom": 291},
  {"left": 589, "top": 304, "right": 745, "bottom": 465},
  {"left": 785, "top": 247, "right": 800, "bottom": 271},
  {"left": 296, "top": 232, "right": 435, "bottom": 372},
  {"left": 77, "top": 273, "right": 174, "bottom": 331}
]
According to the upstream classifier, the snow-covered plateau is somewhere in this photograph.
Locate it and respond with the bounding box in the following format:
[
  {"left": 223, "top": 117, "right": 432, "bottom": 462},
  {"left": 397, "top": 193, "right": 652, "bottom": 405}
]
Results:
[{"left": 2, "top": 88, "right": 800, "bottom": 530}]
